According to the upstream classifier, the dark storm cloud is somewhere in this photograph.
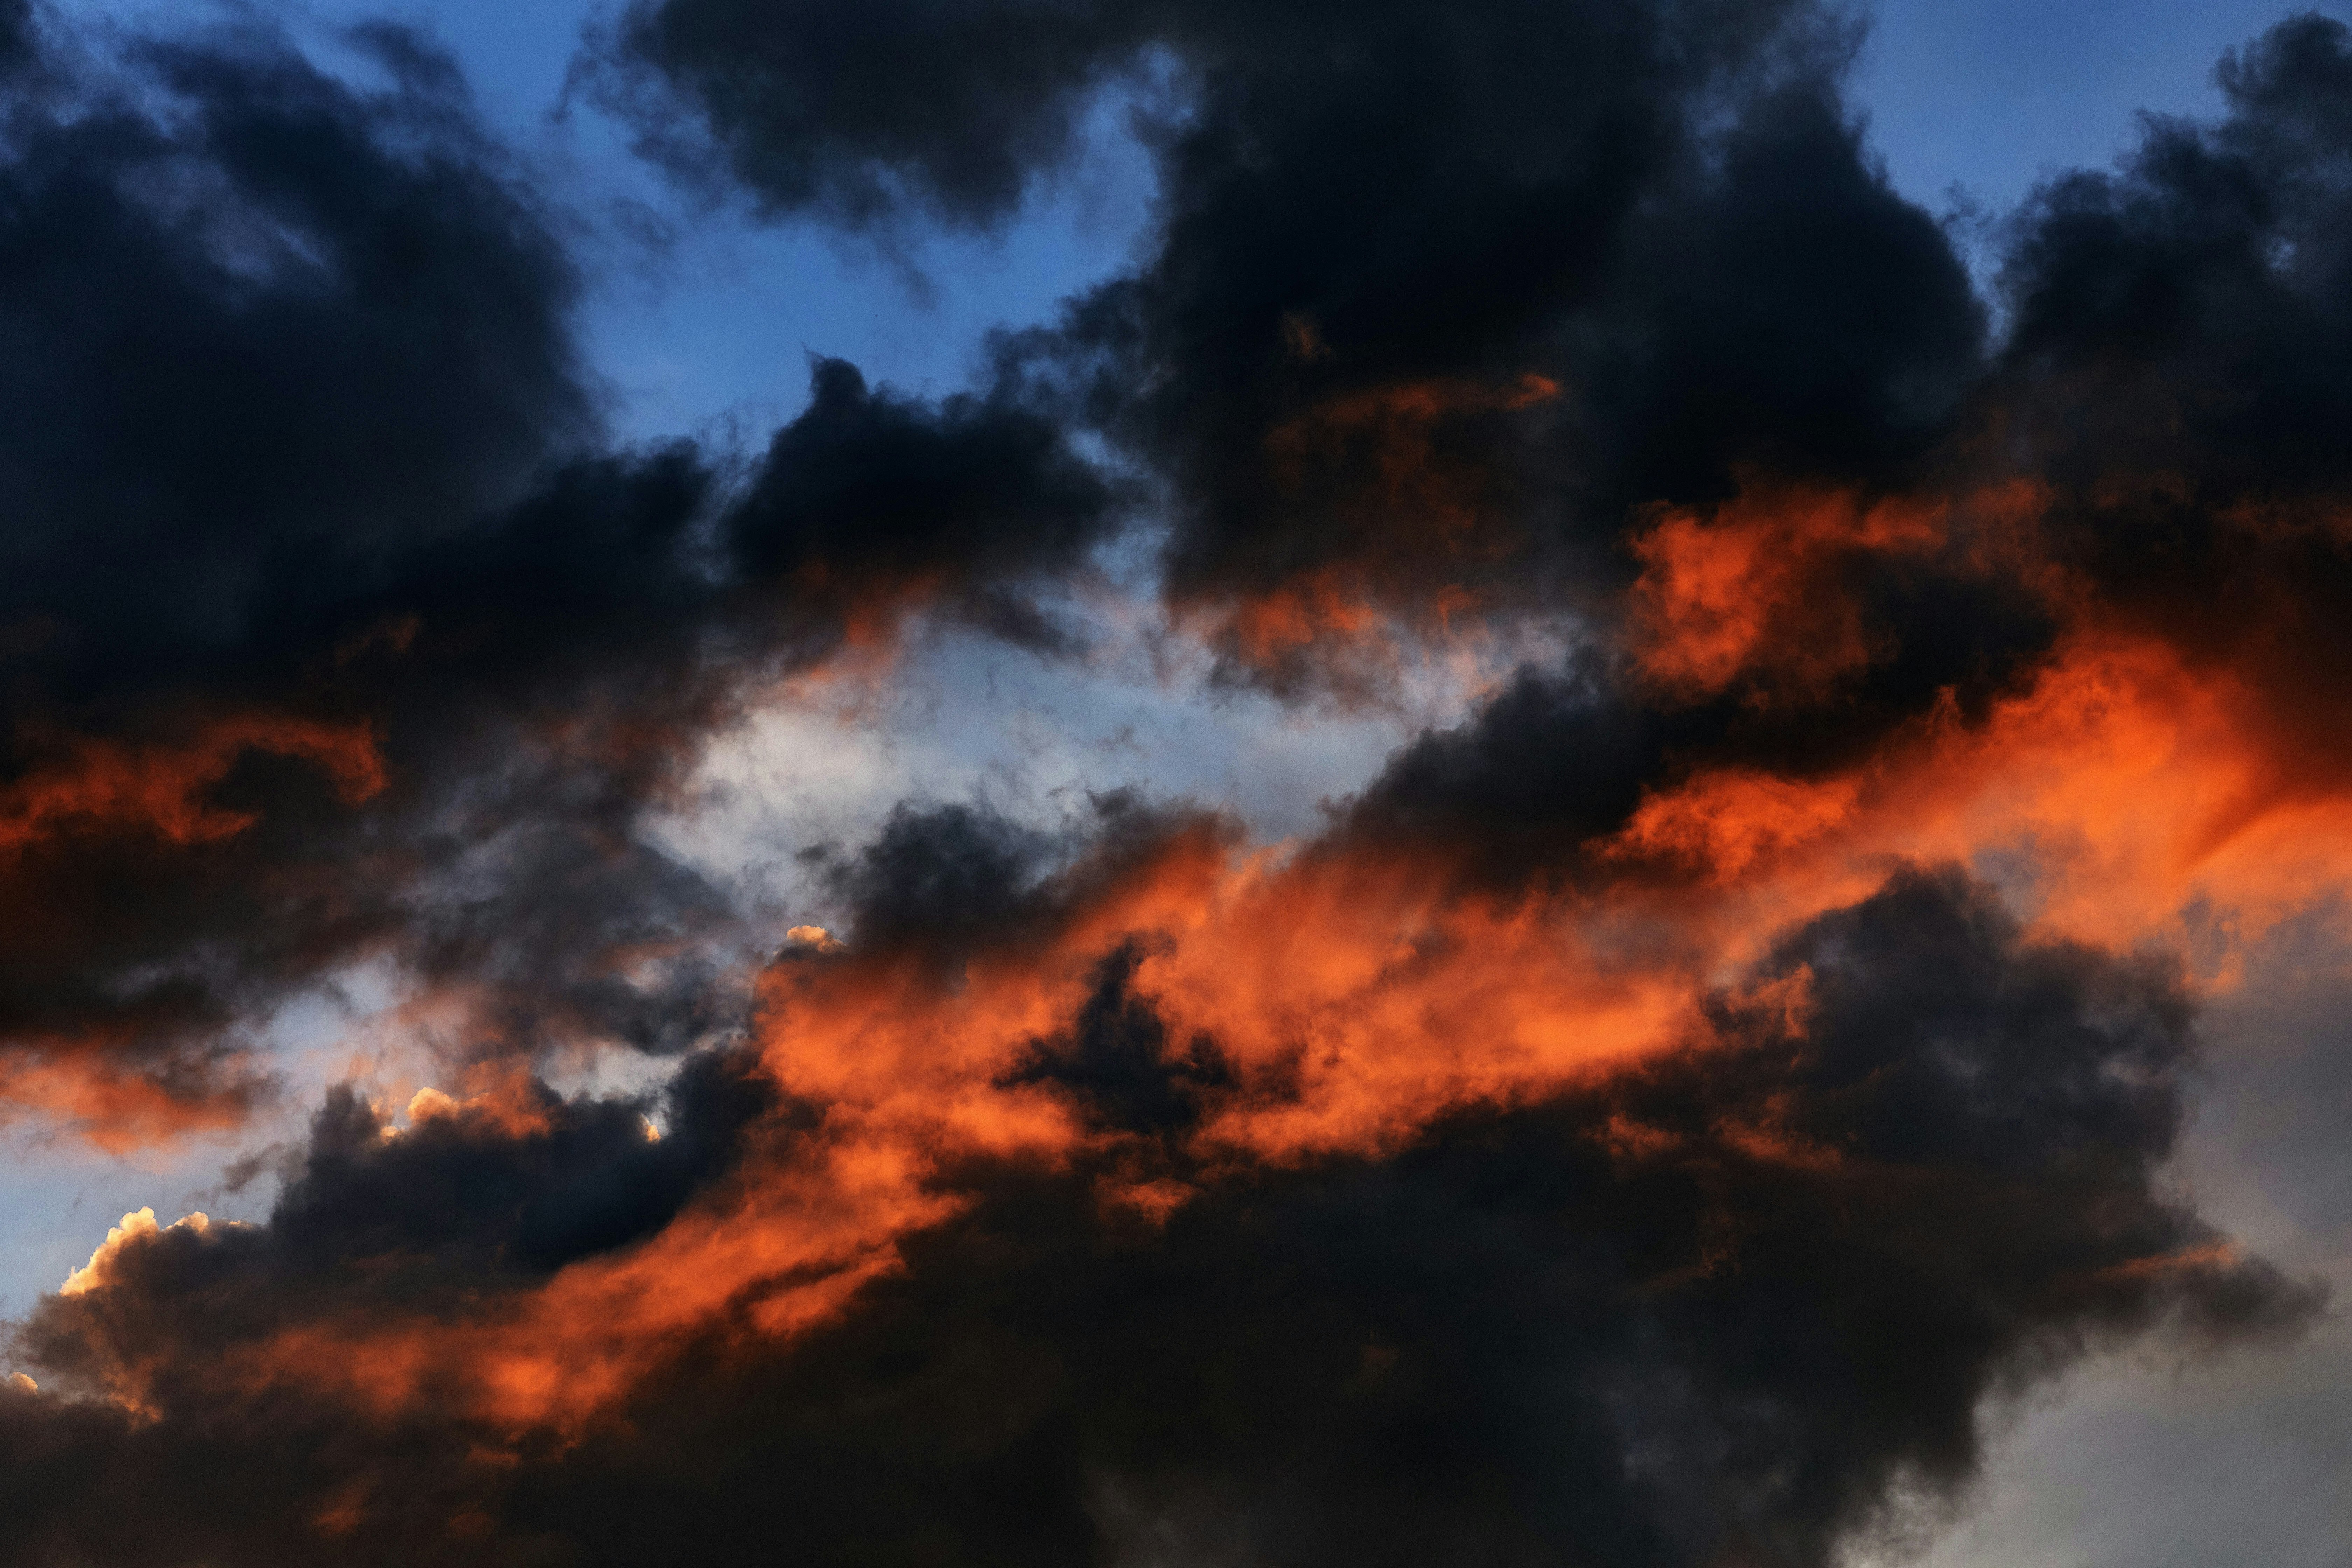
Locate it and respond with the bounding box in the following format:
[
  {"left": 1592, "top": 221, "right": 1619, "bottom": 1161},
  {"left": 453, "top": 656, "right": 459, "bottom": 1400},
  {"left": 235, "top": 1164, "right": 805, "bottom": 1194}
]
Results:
[
  {"left": 0, "top": 866, "right": 2317, "bottom": 1565},
  {"left": 0, "top": 19, "right": 587, "bottom": 708},
  {"left": 1332, "top": 654, "right": 1669, "bottom": 891},
  {"left": 600, "top": 0, "right": 1160, "bottom": 230},
  {"left": 803, "top": 793, "right": 1233, "bottom": 989},
  {"left": 1079, "top": 22, "right": 1985, "bottom": 630},
  {"left": 1993, "top": 10, "right": 2352, "bottom": 797},
  {"left": 610, "top": 0, "right": 1987, "bottom": 694},
  {"left": 2000, "top": 12, "right": 2352, "bottom": 500},
  {"left": 726, "top": 356, "right": 1122, "bottom": 654},
  {"left": 0, "top": 1043, "right": 785, "bottom": 1567},
  {"left": 271, "top": 1044, "right": 781, "bottom": 1282},
  {"left": 1002, "top": 937, "right": 1236, "bottom": 1138},
  {"left": 0, "top": 15, "right": 1124, "bottom": 1124},
  {"left": 819, "top": 799, "right": 1056, "bottom": 955}
]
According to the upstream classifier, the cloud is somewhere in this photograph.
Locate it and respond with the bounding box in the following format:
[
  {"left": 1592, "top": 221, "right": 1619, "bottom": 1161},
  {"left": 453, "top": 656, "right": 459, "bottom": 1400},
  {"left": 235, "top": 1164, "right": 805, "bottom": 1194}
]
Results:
[
  {"left": 610, "top": 0, "right": 1994, "bottom": 693},
  {"left": 0, "top": 862, "right": 2318, "bottom": 1563},
  {"left": 7, "top": 0, "right": 2352, "bottom": 1562},
  {"left": 0, "top": 16, "right": 1126, "bottom": 1142}
]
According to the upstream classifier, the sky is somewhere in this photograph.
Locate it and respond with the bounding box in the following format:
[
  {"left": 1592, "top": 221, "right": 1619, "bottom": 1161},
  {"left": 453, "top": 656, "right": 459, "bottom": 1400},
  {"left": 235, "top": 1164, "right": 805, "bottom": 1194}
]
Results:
[{"left": 2, "top": 1, "right": 2350, "bottom": 1565}]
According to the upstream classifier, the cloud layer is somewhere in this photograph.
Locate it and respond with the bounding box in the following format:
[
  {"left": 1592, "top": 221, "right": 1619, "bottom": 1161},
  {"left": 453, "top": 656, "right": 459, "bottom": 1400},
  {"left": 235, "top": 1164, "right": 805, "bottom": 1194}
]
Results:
[{"left": 5, "top": 0, "right": 2351, "bottom": 1562}]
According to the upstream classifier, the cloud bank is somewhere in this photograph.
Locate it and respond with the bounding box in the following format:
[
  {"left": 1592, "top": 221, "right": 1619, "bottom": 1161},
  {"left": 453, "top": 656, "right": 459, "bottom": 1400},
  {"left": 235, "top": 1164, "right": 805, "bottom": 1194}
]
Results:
[{"left": 5, "top": 0, "right": 2351, "bottom": 1562}]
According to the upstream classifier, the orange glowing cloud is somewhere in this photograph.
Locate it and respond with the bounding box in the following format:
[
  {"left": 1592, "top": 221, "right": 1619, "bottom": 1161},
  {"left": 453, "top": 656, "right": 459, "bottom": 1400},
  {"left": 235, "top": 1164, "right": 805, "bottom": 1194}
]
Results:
[
  {"left": 0, "top": 714, "right": 384, "bottom": 855},
  {"left": 0, "top": 1047, "right": 262, "bottom": 1152},
  {"left": 1626, "top": 486, "right": 1943, "bottom": 700},
  {"left": 56, "top": 625, "right": 2352, "bottom": 1438},
  {"left": 46, "top": 474, "right": 2352, "bottom": 1446},
  {"left": 1208, "top": 568, "right": 1389, "bottom": 672},
  {"left": 1624, "top": 482, "right": 2052, "bottom": 705},
  {"left": 1590, "top": 623, "right": 2352, "bottom": 982},
  {"left": 134, "top": 819, "right": 1728, "bottom": 1435},
  {"left": 1593, "top": 472, "right": 2352, "bottom": 959}
]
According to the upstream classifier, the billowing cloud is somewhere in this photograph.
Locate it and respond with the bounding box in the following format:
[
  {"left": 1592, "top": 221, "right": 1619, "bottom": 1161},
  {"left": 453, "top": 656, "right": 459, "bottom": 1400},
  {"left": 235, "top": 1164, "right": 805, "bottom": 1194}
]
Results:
[
  {"left": 2, "top": 0, "right": 2350, "bottom": 1562},
  {"left": 0, "top": 12, "right": 1125, "bottom": 1141},
  {"left": 0, "top": 860, "right": 2317, "bottom": 1563}
]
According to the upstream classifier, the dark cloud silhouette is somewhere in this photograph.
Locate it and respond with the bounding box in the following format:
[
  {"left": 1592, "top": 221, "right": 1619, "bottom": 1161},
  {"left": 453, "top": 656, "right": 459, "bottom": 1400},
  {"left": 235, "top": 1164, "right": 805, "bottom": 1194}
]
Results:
[
  {"left": 1332, "top": 654, "right": 1671, "bottom": 892},
  {"left": 1003, "top": 938, "right": 1235, "bottom": 1136},
  {"left": 1992, "top": 10, "right": 2352, "bottom": 802},
  {"left": 601, "top": 0, "right": 1160, "bottom": 230},
  {"left": 821, "top": 800, "right": 1056, "bottom": 955},
  {"left": 0, "top": 17, "right": 1126, "bottom": 1132},
  {"left": 727, "top": 357, "right": 1121, "bottom": 653},
  {"left": 814, "top": 793, "right": 1230, "bottom": 964},
  {"left": 611, "top": 0, "right": 1989, "bottom": 696},
  {"left": 0, "top": 867, "right": 2317, "bottom": 1565},
  {"left": 273, "top": 1044, "right": 782, "bottom": 1282}
]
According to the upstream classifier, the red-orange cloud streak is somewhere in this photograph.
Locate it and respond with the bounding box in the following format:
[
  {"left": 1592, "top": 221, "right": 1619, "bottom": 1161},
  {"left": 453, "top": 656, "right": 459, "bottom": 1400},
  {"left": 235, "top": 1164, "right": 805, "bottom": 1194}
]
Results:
[{"left": 41, "top": 476, "right": 2352, "bottom": 1444}]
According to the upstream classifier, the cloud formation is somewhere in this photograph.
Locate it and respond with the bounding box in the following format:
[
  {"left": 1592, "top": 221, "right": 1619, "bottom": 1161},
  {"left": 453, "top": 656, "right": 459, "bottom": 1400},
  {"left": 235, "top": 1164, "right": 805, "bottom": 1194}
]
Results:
[
  {"left": 0, "top": 13, "right": 1123, "bottom": 1142},
  {"left": 4, "top": 865, "right": 2314, "bottom": 1565},
  {"left": 4, "top": 0, "right": 2351, "bottom": 1563}
]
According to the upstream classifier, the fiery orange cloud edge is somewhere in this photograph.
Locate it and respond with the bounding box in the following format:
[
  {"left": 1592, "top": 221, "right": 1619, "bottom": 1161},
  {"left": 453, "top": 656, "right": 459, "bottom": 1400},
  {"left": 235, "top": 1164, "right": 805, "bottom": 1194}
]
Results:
[
  {"left": 0, "top": 714, "right": 385, "bottom": 858},
  {"left": 0, "top": 564, "right": 993, "bottom": 1151},
  {"left": 36, "top": 476, "right": 2352, "bottom": 1440},
  {"left": 0, "top": 716, "right": 386, "bottom": 1148}
]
